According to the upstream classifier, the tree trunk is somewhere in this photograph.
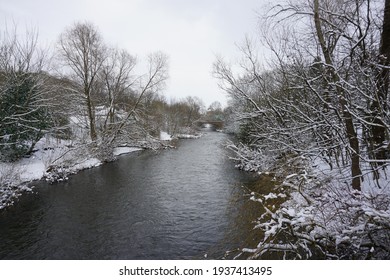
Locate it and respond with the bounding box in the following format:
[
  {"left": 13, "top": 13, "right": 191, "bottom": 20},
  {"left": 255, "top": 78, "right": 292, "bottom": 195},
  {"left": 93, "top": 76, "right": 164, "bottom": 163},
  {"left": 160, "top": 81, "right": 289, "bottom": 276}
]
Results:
[
  {"left": 313, "top": 0, "right": 362, "bottom": 191},
  {"left": 86, "top": 93, "right": 97, "bottom": 141},
  {"left": 371, "top": 0, "right": 390, "bottom": 162}
]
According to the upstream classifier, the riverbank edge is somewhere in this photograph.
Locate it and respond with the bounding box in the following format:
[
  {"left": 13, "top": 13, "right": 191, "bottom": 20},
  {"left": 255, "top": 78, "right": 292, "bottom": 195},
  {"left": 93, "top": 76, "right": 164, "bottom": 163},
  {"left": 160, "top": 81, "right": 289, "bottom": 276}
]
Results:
[
  {"left": 0, "top": 132, "right": 205, "bottom": 211},
  {"left": 234, "top": 154, "right": 390, "bottom": 259},
  {"left": 0, "top": 143, "right": 143, "bottom": 211}
]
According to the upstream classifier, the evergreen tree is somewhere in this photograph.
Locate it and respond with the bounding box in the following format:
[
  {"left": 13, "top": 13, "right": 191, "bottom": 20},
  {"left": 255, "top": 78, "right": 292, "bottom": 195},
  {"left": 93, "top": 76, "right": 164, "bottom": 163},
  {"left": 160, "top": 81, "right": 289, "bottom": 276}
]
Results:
[{"left": 0, "top": 72, "right": 52, "bottom": 161}]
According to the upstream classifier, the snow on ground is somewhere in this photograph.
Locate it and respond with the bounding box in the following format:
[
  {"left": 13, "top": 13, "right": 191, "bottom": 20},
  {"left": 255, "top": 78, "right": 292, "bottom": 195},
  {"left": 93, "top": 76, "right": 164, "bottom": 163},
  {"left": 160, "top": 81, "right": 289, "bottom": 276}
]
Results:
[
  {"left": 19, "top": 160, "right": 46, "bottom": 182},
  {"left": 113, "top": 147, "right": 143, "bottom": 156},
  {"left": 312, "top": 156, "right": 390, "bottom": 196},
  {"left": 176, "top": 134, "right": 202, "bottom": 139},
  {"left": 69, "top": 157, "right": 102, "bottom": 171},
  {"left": 232, "top": 147, "right": 390, "bottom": 258},
  {"left": 160, "top": 131, "right": 202, "bottom": 140},
  {"left": 245, "top": 156, "right": 390, "bottom": 259},
  {"left": 160, "top": 131, "right": 172, "bottom": 141}
]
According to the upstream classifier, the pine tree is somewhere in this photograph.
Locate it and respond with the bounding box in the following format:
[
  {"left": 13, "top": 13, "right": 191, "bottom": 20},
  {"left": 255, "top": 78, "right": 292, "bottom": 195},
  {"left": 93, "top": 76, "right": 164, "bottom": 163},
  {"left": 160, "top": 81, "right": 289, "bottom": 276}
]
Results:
[{"left": 0, "top": 72, "right": 52, "bottom": 161}]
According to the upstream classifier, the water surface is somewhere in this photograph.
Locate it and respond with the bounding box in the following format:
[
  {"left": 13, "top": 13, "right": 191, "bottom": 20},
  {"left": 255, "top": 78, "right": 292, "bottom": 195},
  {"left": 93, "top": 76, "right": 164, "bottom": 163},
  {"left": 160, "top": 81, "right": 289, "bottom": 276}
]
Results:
[{"left": 0, "top": 132, "right": 261, "bottom": 259}]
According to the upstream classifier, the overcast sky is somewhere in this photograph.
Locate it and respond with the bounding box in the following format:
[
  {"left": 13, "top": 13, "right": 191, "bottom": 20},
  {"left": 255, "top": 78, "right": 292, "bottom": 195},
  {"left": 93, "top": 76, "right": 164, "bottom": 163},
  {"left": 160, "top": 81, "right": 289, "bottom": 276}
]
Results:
[{"left": 0, "top": 0, "right": 271, "bottom": 107}]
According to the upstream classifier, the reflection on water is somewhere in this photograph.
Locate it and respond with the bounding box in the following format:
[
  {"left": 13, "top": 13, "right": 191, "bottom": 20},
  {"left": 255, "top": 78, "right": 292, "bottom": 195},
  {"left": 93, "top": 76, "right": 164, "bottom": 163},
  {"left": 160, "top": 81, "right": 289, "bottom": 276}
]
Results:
[{"left": 0, "top": 132, "right": 270, "bottom": 260}]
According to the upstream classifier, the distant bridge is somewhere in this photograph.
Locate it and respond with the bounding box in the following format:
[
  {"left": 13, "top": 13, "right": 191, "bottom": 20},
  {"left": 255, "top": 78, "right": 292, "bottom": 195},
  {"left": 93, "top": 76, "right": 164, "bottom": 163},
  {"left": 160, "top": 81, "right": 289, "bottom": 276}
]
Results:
[{"left": 194, "top": 120, "right": 224, "bottom": 130}]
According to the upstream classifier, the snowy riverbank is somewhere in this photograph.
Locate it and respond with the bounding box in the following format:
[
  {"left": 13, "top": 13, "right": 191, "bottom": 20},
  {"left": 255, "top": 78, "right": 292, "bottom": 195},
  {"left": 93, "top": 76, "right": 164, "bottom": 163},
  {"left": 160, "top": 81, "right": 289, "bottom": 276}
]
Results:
[
  {"left": 0, "top": 136, "right": 144, "bottom": 210},
  {"left": 0, "top": 130, "right": 204, "bottom": 210},
  {"left": 160, "top": 131, "right": 203, "bottom": 140},
  {"left": 239, "top": 156, "right": 390, "bottom": 259}
]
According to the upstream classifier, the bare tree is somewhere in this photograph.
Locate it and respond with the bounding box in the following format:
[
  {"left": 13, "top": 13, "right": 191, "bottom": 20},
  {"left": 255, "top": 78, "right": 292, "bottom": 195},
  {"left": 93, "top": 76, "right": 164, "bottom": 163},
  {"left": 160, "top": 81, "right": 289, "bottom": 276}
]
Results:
[
  {"left": 58, "top": 22, "right": 106, "bottom": 142},
  {"left": 107, "top": 51, "right": 169, "bottom": 145},
  {"left": 100, "top": 47, "right": 136, "bottom": 131}
]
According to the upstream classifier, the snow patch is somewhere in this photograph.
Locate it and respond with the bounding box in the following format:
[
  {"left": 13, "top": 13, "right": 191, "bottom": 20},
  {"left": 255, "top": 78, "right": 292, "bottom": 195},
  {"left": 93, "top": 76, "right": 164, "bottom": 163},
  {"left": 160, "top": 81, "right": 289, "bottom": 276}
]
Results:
[
  {"left": 160, "top": 131, "right": 172, "bottom": 141},
  {"left": 113, "top": 147, "right": 143, "bottom": 156},
  {"left": 176, "top": 134, "right": 202, "bottom": 139},
  {"left": 264, "top": 192, "right": 278, "bottom": 200},
  {"left": 19, "top": 161, "right": 46, "bottom": 181},
  {"left": 70, "top": 158, "right": 102, "bottom": 171}
]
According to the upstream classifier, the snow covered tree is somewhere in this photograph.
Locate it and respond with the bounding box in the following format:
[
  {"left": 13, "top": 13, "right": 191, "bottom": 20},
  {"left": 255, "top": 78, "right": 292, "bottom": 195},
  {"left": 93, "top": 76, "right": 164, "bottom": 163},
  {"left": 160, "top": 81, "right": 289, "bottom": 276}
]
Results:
[
  {"left": 311, "top": 0, "right": 363, "bottom": 190},
  {"left": 216, "top": 0, "right": 390, "bottom": 190},
  {"left": 0, "top": 25, "right": 54, "bottom": 161},
  {"left": 0, "top": 73, "right": 52, "bottom": 161},
  {"left": 215, "top": 0, "right": 390, "bottom": 259},
  {"left": 371, "top": 0, "right": 390, "bottom": 162}
]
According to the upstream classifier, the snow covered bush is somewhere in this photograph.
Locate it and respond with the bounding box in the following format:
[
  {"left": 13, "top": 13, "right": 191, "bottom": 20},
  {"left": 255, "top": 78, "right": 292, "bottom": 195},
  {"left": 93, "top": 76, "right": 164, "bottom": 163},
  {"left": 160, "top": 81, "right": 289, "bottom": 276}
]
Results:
[
  {"left": 226, "top": 141, "right": 274, "bottom": 172},
  {"left": 239, "top": 163, "right": 390, "bottom": 260},
  {"left": 0, "top": 164, "right": 32, "bottom": 209}
]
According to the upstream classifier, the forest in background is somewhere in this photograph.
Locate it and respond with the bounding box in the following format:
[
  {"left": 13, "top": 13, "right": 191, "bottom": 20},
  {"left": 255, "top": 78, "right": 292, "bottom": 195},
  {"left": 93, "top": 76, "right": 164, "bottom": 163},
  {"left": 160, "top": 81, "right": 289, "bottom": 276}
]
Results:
[{"left": 0, "top": 21, "right": 227, "bottom": 163}]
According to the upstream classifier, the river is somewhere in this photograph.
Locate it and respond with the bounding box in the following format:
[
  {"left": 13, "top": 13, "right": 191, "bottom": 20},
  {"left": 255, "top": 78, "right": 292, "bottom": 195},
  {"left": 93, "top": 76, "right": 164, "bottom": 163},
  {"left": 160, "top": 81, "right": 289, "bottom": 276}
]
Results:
[{"left": 0, "top": 131, "right": 264, "bottom": 259}]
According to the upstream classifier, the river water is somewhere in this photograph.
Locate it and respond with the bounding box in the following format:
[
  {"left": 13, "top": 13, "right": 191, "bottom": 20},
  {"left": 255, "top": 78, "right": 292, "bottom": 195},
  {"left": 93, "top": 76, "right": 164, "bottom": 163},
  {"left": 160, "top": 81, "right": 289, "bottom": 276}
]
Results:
[{"left": 0, "top": 131, "right": 263, "bottom": 259}]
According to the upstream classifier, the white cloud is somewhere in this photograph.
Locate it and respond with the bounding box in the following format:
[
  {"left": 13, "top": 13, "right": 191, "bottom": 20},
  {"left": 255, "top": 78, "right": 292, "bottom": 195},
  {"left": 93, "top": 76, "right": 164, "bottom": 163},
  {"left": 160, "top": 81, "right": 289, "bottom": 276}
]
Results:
[{"left": 0, "top": 0, "right": 267, "bottom": 107}]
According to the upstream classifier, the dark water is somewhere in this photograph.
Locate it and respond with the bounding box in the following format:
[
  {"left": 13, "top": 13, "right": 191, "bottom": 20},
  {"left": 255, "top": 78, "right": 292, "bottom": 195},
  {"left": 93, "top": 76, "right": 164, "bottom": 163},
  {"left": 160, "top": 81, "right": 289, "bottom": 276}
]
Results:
[{"left": 0, "top": 131, "right": 261, "bottom": 259}]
